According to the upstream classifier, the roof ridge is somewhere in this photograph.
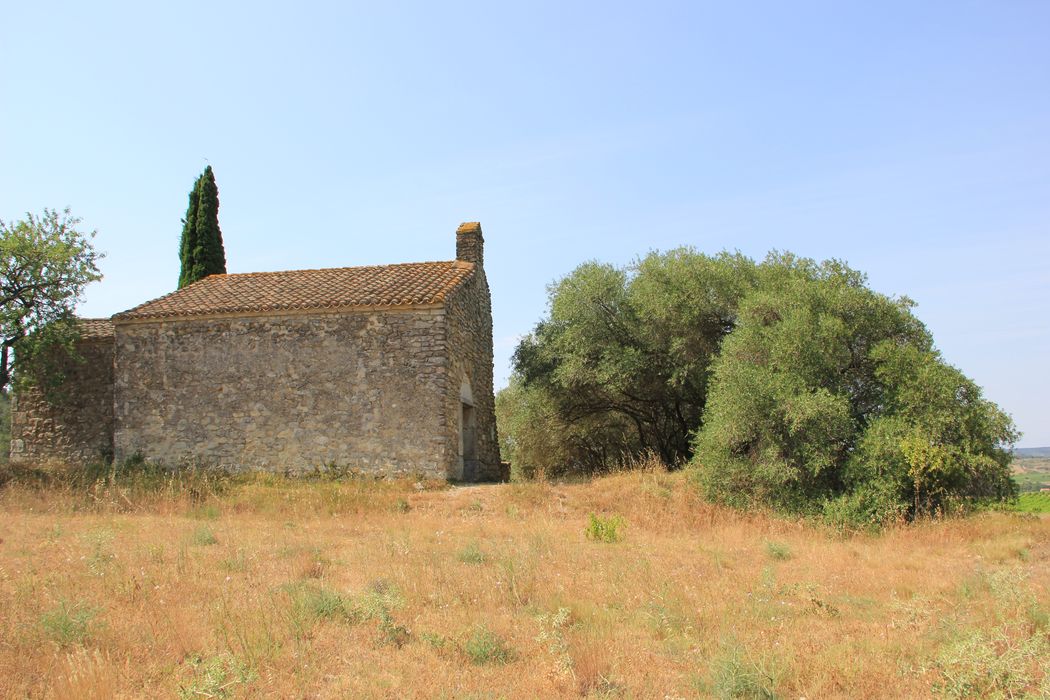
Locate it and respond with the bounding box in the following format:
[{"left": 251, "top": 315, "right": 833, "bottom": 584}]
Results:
[
  {"left": 207, "top": 259, "right": 469, "bottom": 280},
  {"left": 114, "top": 259, "right": 477, "bottom": 321}
]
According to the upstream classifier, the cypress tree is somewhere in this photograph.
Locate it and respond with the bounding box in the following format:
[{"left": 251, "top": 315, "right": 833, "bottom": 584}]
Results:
[
  {"left": 177, "top": 166, "right": 227, "bottom": 288},
  {"left": 177, "top": 176, "right": 201, "bottom": 288}
]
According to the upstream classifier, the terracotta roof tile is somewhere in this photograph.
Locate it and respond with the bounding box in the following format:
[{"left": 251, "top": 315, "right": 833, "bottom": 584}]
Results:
[
  {"left": 77, "top": 317, "right": 115, "bottom": 339},
  {"left": 114, "top": 261, "right": 475, "bottom": 321}
]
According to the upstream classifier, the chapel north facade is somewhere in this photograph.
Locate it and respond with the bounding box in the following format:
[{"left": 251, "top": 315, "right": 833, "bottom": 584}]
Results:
[{"left": 10, "top": 222, "right": 501, "bottom": 481}]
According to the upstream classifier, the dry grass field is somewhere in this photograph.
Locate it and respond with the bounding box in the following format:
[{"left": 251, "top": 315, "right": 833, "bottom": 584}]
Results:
[{"left": 0, "top": 465, "right": 1047, "bottom": 699}]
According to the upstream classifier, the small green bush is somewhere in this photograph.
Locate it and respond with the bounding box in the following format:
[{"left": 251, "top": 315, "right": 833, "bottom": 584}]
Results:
[
  {"left": 707, "top": 641, "right": 784, "bottom": 699},
  {"left": 934, "top": 628, "right": 1048, "bottom": 698},
  {"left": 457, "top": 540, "right": 487, "bottom": 564},
  {"left": 585, "top": 513, "right": 625, "bottom": 543},
  {"left": 764, "top": 541, "right": 791, "bottom": 561},
  {"left": 40, "top": 599, "right": 101, "bottom": 646},
  {"left": 178, "top": 654, "right": 255, "bottom": 700},
  {"left": 420, "top": 631, "right": 448, "bottom": 650},
  {"left": 190, "top": 525, "right": 218, "bottom": 546},
  {"left": 820, "top": 479, "right": 909, "bottom": 533},
  {"left": 303, "top": 587, "right": 350, "bottom": 622},
  {"left": 353, "top": 580, "right": 410, "bottom": 647},
  {"left": 285, "top": 583, "right": 355, "bottom": 629},
  {"left": 464, "top": 625, "right": 514, "bottom": 665}
]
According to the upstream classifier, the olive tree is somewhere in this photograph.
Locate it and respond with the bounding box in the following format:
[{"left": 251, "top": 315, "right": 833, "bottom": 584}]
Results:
[
  {"left": 691, "top": 252, "right": 1016, "bottom": 525},
  {"left": 509, "top": 249, "right": 756, "bottom": 472},
  {"left": 0, "top": 208, "right": 103, "bottom": 391}
]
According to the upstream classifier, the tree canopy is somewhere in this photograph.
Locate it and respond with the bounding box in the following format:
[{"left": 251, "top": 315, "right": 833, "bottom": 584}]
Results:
[
  {"left": 178, "top": 166, "right": 227, "bottom": 288},
  {"left": 509, "top": 248, "right": 756, "bottom": 473},
  {"left": 0, "top": 208, "right": 103, "bottom": 392},
  {"left": 501, "top": 247, "right": 1018, "bottom": 525}
]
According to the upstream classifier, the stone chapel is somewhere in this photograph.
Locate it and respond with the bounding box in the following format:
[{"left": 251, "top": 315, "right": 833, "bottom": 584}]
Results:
[{"left": 10, "top": 222, "right": 501, "bottom": 481}]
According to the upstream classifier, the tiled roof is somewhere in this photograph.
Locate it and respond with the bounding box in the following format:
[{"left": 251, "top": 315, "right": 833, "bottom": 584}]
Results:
[
  {"left": 77, "top": 318, "right": 115, "bottom": 339},
  {"left": 114, "top": 261, "right": 475, "bottom": 321}
]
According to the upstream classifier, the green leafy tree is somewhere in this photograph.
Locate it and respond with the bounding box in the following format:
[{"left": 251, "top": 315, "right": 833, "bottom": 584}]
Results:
[
  {"left": 178, "top": 166, "right": 226, "bottom": 288},
  {"left": 845, "top": 342, "right": 1017, "bottom": 520},
  {"left": 692, "top": 252, "right": 1016, "bottom": 524},
  {"left": 509, "top": 249, "right": 756, "bottom": 471},
  {"left": 495, "top": 378, "right": 637, "bottom": 479},
  {"left": 0, "top": 208, "right": 103, "bottom": 392}
]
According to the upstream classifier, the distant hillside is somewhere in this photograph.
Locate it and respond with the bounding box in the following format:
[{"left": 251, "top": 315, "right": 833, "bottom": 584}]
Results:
[{"left": 1015, "top": 447, "right": 1050, "bottom": 458}]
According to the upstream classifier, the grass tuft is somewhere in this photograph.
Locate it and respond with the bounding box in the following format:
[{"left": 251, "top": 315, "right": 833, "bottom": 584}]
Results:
[
  {"left": 585, "top": 513, "right": 625, "bottom": 543},
  {"left": 764, "top": 540, "right": 792, "bottom": 561},
  {"left": 189, "top": 525, "right": 218, "bottom": 546},
  {"left": 464, "top": 625, "right": 514, "bottom": 665},
  {"left": 40, "top": 599, "right": 101, "bottom": 647}
]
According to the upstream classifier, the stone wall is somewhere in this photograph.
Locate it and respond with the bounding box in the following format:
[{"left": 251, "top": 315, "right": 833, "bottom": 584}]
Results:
[
  {"left": 444, "top": 267, "right": 501, "bottom": 480},
  {"left": 113, "top": 308, "right": 450, "bottom": 476},
  {"left": 10, "top": 336, "right": 115, "bottom": 464}
]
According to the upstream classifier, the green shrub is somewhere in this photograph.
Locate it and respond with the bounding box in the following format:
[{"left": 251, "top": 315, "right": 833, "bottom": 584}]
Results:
[
  {"left": 764, "top": 541, "right": 791, "bottom": 561},
  {"left": 503, "top": 250, "right": 757, "bottom": 476},
  {"left": 352, "top": 580, "right": 410, "bottom": 647},
  {"left": 285, "top": 583, "right": 356, "bottom": 632},
  {"left": 40, "top": 599, "right": 101, "bottom": 646},
  {"left": 692, "top": 254, "right": 1016, "bottom": 525},
  {"left": 464, "top": 625, "right": 514, "bottom": 665},
  {"left": 420, "top": 631, "right": 448, "bottom": 650},
  {"left": 178, "top": 654, "right": 255, "bottom": 700},
  {"left": 706, "top": 641, "right": 784, "bottom": 699},
  {"left": 934, "top": 628, "right": 1048, "bottom": 698},
  {"left": 820, "top": 479, "right": 909, "bottom": 533},
  {"left": 189, "top": 525, "right": 218, "bottom": 546},
  {"left": 585, "top": 513, "right": 625, "bottom": 543},
  {"left": 457, "top": 540, "right": 487, "bottom": 564},
  {"left": 302, "top": 587, "right": 351, "bottom": 622}
]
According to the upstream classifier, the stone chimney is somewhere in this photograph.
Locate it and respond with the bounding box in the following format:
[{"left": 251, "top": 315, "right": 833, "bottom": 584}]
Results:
[{"left": 456, "top": 222, "right": 483, "bottom": 267}]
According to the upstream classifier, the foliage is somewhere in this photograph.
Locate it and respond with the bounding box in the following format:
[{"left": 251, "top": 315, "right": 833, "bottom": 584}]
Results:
[
  {"left": 496, "top": 378, "right": 637, "bottom": 479},
  {"left": 287, "top": 583, "right": 355, "bottom": 624},
  {"left": 463, "top": 625, "right": 514, "bottom": 665},
  {"left": 706, "top": 640, "right": 784, "bottom": 699},
  {"left": 178, "top": 166, "right": 227, "bottom": 288},
  {"left": 691, "top": 253, "right": 1017, "bottom": 524},
  {"left": 507, "top": 249, "right": 756, "bottom": 474},
  {"left": 535, "top": 607, "right": 575, "bottom": 678},
  {"left": 178, "top": 654, "right": 255, "bottom": 700},
  {"left": 585, "top": 513, "right": 625, "bottom": 543},
  {"left": 932, "top": 569, "right": 1049, "bottom": 699},
  {"left": 934, "top": 627, "right": 1049, "bottom": 698},
  {"left": 0, "top": 208, "right": 103, "bottom": 392},
  {"left": 189, "top": 525, "right": 218, "bottom": 546},
  {"left": 354, "top": 580, "right": 410, "bottom": 647},
  {"left": 502, "top": 246, "right": 1017, "bottom": 526},
  {"left": 1009, "top": 492, "right": 1050, "bottom": 514},
  {"left": 764, "top": 541, "right": 791, "bottom": 561},
  {"left": 40, "top": 599, "right": 102, "bottom": 646},
  {"left": 457, "top": 540, "right": 487, "bottom": 564}
]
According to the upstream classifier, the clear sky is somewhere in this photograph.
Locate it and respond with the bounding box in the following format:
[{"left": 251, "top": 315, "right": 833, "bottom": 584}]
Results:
[{"left": 2, "top": 1, "right": 1047, "bottom": 446}]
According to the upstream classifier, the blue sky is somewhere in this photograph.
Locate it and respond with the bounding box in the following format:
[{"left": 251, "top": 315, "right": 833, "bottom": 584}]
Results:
[{"left": 2, "top": 1, "right": 1047, "bottom": 445}]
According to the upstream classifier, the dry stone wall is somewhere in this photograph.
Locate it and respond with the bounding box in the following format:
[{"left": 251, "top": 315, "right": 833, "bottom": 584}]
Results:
[
  {"left": 113, "top": 308, "right": 450, "bottom": 476},
  {"left": 9, "top": 337, "right": 115, "bottom": 464}
]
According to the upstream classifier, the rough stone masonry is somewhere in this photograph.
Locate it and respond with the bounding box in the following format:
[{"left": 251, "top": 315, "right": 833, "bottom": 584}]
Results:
[{"left": 10, "top": 222, "right": 501, "bottom": 481}]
